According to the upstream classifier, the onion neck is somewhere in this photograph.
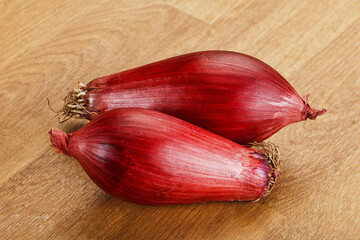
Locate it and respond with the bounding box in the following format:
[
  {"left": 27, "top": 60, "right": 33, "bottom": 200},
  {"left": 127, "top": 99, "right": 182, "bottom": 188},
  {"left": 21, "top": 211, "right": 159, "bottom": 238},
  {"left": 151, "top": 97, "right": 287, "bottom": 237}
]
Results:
[
  {"left": 49, "top": 128, "right": 71, "bottom": 156},
  {"left": 301, "top": 93, "right": 326, "bottom": 120}
]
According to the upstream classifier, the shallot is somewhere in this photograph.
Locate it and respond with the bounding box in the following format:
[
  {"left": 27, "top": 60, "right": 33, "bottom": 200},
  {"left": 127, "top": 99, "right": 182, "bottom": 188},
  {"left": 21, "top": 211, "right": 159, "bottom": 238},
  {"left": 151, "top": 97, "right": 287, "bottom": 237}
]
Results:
[
  {"left": 60, "top": 51, "right": 325, "bottom": 144},
  {"left": 50, "top": 108, "right": 280, "bottom": 205}
]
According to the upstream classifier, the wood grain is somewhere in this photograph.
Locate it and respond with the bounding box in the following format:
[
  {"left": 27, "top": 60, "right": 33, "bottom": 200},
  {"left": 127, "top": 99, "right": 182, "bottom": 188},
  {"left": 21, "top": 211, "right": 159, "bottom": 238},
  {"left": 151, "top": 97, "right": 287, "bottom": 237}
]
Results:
[{"left": 0, "top": 0, "right": 359, "bottom": 239}]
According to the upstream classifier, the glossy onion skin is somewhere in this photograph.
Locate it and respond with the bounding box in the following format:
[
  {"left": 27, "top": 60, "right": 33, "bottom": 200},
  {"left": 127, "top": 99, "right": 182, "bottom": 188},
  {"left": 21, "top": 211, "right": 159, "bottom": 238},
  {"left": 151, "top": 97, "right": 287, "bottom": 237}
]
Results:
[
  {"left": 77, "top": 51, "right": 325, "bottom": 144},
  {"left": 50, "top": 108, "right": 278, "bottom": 205}
]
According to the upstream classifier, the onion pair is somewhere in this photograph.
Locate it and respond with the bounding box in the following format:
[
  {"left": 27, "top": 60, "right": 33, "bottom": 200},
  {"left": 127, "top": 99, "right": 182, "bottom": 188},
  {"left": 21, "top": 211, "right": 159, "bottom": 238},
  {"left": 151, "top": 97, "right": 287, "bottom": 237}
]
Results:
[{"left": 50, "top": 51, "right": 325, "bottom": 205}]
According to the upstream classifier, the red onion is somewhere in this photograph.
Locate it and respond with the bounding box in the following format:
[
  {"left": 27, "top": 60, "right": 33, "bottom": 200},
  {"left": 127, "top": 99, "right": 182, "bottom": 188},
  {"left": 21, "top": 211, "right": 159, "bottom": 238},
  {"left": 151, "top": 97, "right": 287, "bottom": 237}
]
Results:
[
  {"left": 50, "top": 108, "right": 280, "bottom": 205},
  {"left": 61, "top": 51, "right": 325, "bottom": 144}
]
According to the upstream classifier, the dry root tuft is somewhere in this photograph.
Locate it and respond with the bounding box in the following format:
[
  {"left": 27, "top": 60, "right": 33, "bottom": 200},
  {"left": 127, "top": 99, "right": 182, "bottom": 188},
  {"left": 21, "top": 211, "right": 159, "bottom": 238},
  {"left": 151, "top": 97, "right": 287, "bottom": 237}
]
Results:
[
  {"left": 251, "top": 141, "right": 281, "bottom": 200},
  {"left": 47, "top": 82, "right": 88, "bottom": 123},
  {"left": 252, "top": 141, "right": 281, "bottom": 171}
]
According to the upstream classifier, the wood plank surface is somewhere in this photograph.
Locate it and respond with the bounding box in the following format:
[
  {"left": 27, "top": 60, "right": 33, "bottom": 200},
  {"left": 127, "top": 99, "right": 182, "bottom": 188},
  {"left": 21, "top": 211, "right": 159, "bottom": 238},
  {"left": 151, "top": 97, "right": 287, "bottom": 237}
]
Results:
[{"left": 0, "top": 0, "right": 359, "bottom": 239}]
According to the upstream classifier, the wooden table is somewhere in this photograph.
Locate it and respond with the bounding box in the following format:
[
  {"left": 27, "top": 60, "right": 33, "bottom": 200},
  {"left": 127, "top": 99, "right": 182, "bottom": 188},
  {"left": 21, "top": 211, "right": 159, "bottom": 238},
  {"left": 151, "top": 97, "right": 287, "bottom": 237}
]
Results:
[{"left": 1, "top": 1, "right": 359, "bottom": 239}]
